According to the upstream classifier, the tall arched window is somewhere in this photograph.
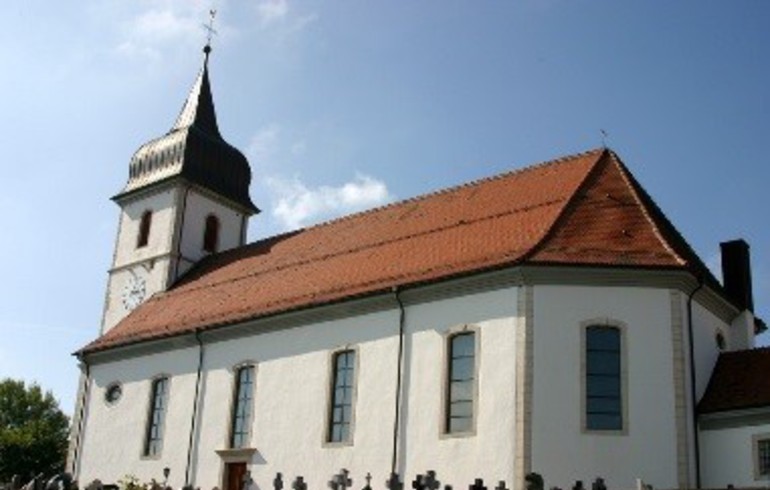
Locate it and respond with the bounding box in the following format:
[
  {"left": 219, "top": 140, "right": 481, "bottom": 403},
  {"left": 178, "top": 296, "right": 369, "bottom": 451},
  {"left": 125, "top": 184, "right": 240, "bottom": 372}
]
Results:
[
  {"left": 585, "top": 325, "right": 623, "bottom": 431},
  {"left": 203, "top": 214, "right": 220, "bottom": 253},
  {"left": 137, "top": 210, "right": 152, "bottom": 248},
  {"left": 144, "top": 376, "right": 168, "bottom": 457},
  {"left": 328, "top": 349, "right": 356, "bottom": 443},
  {"left": 445, "top": 331, "right": 476, "bottom": 434},
  {"left": 230, "top": 365, "right": 255, "bottom": 449}
]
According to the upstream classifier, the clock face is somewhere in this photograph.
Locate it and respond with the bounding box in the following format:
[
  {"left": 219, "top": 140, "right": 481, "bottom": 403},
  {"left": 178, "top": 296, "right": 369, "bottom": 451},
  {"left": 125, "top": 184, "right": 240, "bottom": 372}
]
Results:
[{"left": 122, "top": 273, "right": 147, "bottom": 311}]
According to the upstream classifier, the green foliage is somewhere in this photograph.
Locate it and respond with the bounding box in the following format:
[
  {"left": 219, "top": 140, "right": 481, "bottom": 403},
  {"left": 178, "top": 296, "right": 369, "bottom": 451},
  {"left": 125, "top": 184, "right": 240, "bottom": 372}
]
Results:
[{"left": 0, "top": 378, "right": 70, "bottom": 481}]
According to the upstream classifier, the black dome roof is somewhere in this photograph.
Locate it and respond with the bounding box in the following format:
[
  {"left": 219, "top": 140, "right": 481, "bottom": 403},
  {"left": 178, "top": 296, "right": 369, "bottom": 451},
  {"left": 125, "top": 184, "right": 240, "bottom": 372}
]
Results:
[{"left": 114, "top": 50, "right": 258, "bottom": 214}]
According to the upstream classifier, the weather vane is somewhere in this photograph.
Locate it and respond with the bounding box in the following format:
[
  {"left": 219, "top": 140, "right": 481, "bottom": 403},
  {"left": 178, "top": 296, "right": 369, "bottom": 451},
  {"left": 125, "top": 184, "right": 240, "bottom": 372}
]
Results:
[
  {"left": 203, "top": 9, "right": 218, "bottom": 49},
  {"left": 600, "top": 128, "right": 609, "bottom": 148}
]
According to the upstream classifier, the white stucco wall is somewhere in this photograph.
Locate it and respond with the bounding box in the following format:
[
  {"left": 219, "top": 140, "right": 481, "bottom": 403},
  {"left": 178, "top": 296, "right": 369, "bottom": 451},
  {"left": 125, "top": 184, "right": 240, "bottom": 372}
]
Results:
[
  {"left": 701, "top": 423, "right": 770, "bottom": 487},
  {"left": 79, "top": 278, "right": 747, "bottom": 490},
  {"left": 178, "top": 190, "right": 245, "bottom": 262},
  {"left": 401, "top": 287, "right": 519, "bottom": 486},
  {"left": 691, "top": 302, "right": 729, "bottom": 400},
  {"left": 78, "top": 286, "right": 520, "bottom": 490},
  {"left": 78, "top": 347, "right": 200, "bottom": 486},
  {"left": 113, "top": 189, "right": 178, "bottom": 269},
  {"left": 101, "top": 257, "right": 173, "bottom": 333},
  {"left": 530, "top": 285, "right": 681, "bottom": 489}
]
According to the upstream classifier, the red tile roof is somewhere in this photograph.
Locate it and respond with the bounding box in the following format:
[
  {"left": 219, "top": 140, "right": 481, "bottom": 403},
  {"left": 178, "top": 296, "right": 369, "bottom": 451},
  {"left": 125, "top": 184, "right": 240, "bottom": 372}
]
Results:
[
  {"left": 81, "top": 148, "right": 711, "bottom": 354},
  {"left": 699, "top": 347, "right": 770, "bottom": 414}
]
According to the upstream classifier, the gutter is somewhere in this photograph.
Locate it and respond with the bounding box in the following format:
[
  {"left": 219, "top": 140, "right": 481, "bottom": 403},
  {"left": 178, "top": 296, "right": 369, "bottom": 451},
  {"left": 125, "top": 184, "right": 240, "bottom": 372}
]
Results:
[
  {"left": 390, "top": 287, "right": 406, "bottom": 475},
  {"left": 185, "top": 329, "right": 205, "bottom": 486},
  {"left": 686, "top": 278, "right": 705, "bottom": 488}
]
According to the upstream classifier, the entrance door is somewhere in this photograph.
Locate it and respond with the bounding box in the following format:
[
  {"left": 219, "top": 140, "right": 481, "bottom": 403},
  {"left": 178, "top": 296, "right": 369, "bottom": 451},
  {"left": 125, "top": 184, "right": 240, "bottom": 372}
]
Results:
[{"left": 225, "top": 462, "right": 247, "bottom": 490}]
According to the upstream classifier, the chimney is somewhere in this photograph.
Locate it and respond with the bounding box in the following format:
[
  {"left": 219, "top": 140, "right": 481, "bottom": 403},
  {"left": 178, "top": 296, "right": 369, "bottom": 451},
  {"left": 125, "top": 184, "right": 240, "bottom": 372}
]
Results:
[{"left": 720, "top": 239, "right": 754, "bottom": 312}]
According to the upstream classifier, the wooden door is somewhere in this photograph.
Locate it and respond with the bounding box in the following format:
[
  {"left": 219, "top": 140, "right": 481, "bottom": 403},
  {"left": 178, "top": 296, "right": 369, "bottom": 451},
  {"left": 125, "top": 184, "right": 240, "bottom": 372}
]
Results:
[{"left": 225, "top": 462, "right": 247, "bottom": 490}]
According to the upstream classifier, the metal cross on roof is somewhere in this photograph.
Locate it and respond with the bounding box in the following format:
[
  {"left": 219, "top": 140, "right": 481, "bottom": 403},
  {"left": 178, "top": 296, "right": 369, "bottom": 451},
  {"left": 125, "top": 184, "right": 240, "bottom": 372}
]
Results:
[{"left": 203, "top": 9, "right": 218, "bottom": 48}]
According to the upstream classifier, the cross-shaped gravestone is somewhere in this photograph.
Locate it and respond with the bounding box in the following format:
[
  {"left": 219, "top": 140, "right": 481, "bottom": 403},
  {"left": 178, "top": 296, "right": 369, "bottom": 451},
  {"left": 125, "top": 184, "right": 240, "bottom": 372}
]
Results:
[
  {"left": 412, "top": 475, "right": 426, "bottom": 490},
  {"left": 292, "top": 477, "right": 307, "bottom": 490},
  {"left": 423, "top": 472, "right": 439, "bottom": 490},
  {"left": 274, "top": 474, "right": 284, "bottom": 490},
  {"left": 329, "top": 470, "right": 352, "bottom": 490},
  {"left": 469, "top": 479, "right": 486, "bottom": 490},
  {"left": 386, "top": 473, "right": 403, "bottom": 490},
  {"left": 495, "top": 481, "right": 509, "bottom": 490},
  {"left": 362, "top": 473, "right": 372, "bottom": 490}
]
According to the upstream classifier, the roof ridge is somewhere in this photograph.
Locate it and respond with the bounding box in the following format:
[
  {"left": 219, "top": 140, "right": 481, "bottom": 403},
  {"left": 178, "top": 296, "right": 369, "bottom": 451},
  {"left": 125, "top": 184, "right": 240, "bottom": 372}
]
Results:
[
  {"left": 606, "top": 150, "right": 686, "bottom": 265},
  {"left": 518, "top": 148, "right": 609, "bottom": 262},
  {"left": 168, "top": 196, "right": 570, "bottom": 296},
  {"left": 607, "top": 151, "right": 721, "bottom": 288},
  {"left": 287, "top": 147, "right": 606, "bottom": 235}
]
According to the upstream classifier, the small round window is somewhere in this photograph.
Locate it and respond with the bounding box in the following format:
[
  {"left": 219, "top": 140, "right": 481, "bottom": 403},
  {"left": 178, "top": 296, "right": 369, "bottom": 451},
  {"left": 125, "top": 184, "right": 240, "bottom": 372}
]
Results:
[
  {"left": 105, "top": 383, "right": 122, "bottom": 404},
  {"left": 715, "top": 331, "right": 726, "bottom": 351}
]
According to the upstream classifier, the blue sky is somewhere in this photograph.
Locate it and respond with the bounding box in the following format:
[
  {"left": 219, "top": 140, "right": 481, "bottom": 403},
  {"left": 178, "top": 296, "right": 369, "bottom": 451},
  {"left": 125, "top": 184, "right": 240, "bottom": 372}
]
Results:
[{"left": 1, "top": 1, "right": 768, "bottom": 414}]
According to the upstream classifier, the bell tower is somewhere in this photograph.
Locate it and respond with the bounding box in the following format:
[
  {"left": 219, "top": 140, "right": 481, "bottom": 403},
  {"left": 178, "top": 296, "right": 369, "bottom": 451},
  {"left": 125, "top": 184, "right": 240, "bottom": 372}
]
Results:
[{"left": 101, "top": 45, "right": 259, "bottom": 333}]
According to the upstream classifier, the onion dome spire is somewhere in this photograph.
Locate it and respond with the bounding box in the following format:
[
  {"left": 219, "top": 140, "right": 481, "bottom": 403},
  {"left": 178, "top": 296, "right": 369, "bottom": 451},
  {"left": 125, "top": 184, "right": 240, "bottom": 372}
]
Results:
[{"left": 114, "top": 44, "right": 259, "bottom": 214}]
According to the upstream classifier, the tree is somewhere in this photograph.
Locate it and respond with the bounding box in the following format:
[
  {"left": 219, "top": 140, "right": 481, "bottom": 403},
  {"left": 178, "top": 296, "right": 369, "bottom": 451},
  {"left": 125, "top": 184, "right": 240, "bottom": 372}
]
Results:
[{"left": 0, "top": 378, "right": 69, "bottom": 481}]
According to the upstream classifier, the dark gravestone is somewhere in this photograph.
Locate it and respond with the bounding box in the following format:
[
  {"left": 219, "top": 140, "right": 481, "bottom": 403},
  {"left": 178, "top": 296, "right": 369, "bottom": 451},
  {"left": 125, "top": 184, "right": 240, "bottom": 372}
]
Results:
[
  {"left": 572, "top": 482, "right": 584, "bottom": 490},
  {"left": 524, "top": 474, "right": 542, "bottom": 490},
  {"left": 292, "top": 477, "right": 306, "bottom": 490},
  {"left": 412, "top": 475, "right": 426, "bottom": 490},
  {"left": 495, "top": 482, "right": 509, "bottom": 490},
  {"left": 362, "top": 474, "right": 372, "bottom": 490},
  {"left": 329, "top": 470, "right": 352, "bottom": 490},
  {"left": 590, "top": 479, "right": 605, "bottom": 490},
  {"left": 274, "top": 474, "right": 284, "bottom": 490},
  {"left": 469, "top": 479, "right": 486, "bottom": 490},
  {"left": 423, "top": 472, "right": 439, "bottom": 490},
  {"left": 386, "top": 474, "right": 403, "bottom": 490}
]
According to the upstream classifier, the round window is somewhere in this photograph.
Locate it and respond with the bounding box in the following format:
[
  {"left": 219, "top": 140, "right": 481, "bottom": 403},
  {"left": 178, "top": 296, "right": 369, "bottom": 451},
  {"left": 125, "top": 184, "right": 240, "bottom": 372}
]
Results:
[
  {"left": 105, "top": 383, "right": 122, "bottom": 404},
  {"left": 715, "top": 331, "right": 726, "bottom": 351}
]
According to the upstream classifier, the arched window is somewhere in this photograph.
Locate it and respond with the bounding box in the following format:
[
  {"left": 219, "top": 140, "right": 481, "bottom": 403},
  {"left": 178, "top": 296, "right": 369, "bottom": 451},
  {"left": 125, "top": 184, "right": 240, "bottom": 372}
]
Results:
[
  {"left": 137, "top": 210, "right": 152, "bottom": 248},
  {"left": 144, "top": 376, "right": 169, "bottom": 457},
  {"left": 230, "top": 365, "right": 255, "bottom": 449},
  {"left": 328, "top": 349, "right": 356, "bottom": 443},
  {"left": 203, "top": 214, "right": 220, "bottom": 253},
  {"left": 445, "top": 331, "right": 476, "bottom": 434},
  {"left": 585, "top": 325, "right": 623, "bottom": 431}
]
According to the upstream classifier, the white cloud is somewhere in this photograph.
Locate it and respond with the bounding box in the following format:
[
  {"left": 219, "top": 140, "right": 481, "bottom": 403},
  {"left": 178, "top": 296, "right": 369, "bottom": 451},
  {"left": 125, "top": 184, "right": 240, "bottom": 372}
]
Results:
[
  {"left": 133, "top": 8, "right": 199, "bottom": 42},
  {"left": 254, "top": 0, "right": 317, "bottom": 35},
  {"left": 256, "top": 0, "right": 289, "bottom": 25},
  {"left": 113, "top": 1, "right": 231, "bottom": 62},
  {"left": 247, "top": 123, "right": 282, "bottom": 161},
  {"left": 266, "top": 174, "right": 394, "bottom": 230}
]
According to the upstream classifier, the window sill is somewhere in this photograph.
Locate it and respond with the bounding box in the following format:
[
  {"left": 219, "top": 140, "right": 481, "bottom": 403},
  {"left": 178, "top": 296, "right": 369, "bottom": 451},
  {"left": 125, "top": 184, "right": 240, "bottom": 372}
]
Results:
[
  {"left": 439, "top": 429, "right": 477, "bottom": 440},
  {"left": 581, "top": 427, "right": 628, "bottom": 436},
  {"left": 323, "top": 440, "right": 354, "bottom": 449}
]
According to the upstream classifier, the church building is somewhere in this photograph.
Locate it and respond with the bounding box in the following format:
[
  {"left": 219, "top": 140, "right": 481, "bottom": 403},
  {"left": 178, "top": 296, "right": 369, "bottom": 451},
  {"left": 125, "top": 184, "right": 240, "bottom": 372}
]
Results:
[{"left": 67, "top": 47, "right": 768, "bottom": 490}]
